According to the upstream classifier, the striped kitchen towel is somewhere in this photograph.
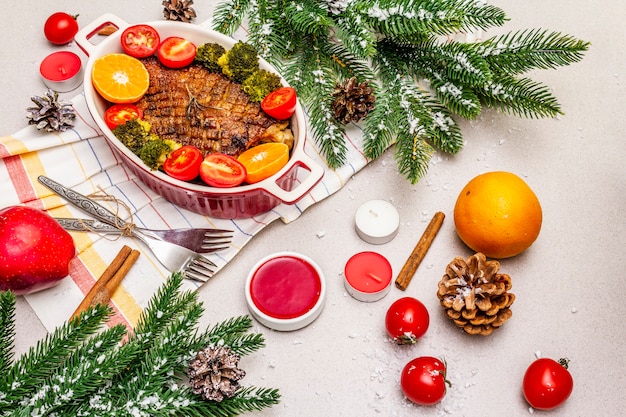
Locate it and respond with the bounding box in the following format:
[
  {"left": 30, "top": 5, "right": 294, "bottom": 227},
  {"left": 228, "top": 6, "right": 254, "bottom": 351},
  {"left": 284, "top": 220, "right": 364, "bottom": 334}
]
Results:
[{"left": 0, "top": 90, "right": 371, "bottom": 332}]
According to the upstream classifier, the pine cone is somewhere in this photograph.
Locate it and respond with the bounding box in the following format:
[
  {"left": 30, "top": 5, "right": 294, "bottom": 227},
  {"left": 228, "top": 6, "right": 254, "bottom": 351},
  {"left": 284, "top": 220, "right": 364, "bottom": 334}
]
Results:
[
  {"left": 436, "top": 253, "right": 515, "bottom": 336},
  {"left": 26, "top": 90, "right": 76, "bottom": 132},
  {"left": 331, "top": 77, "right": 376, "bottom": 124},
  {"left": 323, "top": 0, "right": 351, "bottom": 15},
  {"left": 188, "top": 345, "right": 246, "bottom": 402},
  {"left": 162, "top": 0, "right": 197, "bottom": 23}
]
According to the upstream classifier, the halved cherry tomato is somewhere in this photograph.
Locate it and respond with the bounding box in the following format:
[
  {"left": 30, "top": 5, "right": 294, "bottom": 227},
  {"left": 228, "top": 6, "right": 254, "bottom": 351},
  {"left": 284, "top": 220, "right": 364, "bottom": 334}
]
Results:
[
  {"left": 120, "top": 24, "right": 160, "bottom": 58},
  {"left": 199, "top": 154, "right": 246, "bottom": 188},
  {"left": 261, "top": 87, "right": 297, "bottom": 120},
  {"left": 104, "top": 104, "right": 143, "bottom": 130},
  {"left": 163, "top": 145, "right": 203, "bottom": 181},
  {"left": 157, "top": 37, "right": 197, "bottom": 69}
]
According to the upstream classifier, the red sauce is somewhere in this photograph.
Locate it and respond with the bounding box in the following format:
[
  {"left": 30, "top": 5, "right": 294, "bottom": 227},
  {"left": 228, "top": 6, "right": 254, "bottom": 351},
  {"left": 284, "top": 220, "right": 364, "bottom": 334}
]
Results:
[{"left": 249, "top": 255, "right": 321, "bottom": 320}]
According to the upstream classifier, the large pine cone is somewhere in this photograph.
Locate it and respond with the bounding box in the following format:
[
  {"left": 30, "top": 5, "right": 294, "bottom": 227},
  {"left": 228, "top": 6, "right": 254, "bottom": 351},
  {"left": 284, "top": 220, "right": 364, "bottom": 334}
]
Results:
[
  {"left": 331, "top": 77, "right": 376, "bottom": 124},
  {"left": 162, "top": 0, "right": 197, "bottom": 23},
  {"left": 436, "top": 253, "right": 515, "bottom": 336},
  {"left": 188, "top": 345, "right": 246, "bottom": 402},
  {"left": 26, "top": 90, "right": 76, "bottom": 132}
]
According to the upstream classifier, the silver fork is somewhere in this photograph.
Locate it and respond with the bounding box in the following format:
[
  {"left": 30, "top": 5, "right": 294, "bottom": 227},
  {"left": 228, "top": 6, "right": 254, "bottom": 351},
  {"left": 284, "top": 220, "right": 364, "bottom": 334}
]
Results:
[
  {"left": 126, "top": 231, "right": 216, "bottom": 282},
  {"left": 38, "top": 175, "right": 215, "bottom": 282},
  {"left": 54, "top": 217, "right": 232, "bottom": 254}
]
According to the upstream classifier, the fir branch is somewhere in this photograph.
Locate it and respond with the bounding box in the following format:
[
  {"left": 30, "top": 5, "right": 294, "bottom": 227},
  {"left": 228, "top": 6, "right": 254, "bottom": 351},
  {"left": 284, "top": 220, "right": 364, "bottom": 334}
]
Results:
[
  {"left": 430, "top": 78, "right": 481, "bottom": 118},
  {"left": 413, "top": 40, "right": 492, "bottom": 87},
  {"left": 334, "top": 13, "right": 377, "bottom": 59},
  {"left": 280, "top": 35, "right": 349, "bottom": 167},
  {"left": 284, "top": 0, "right": 334, "bottom": 36},
  {"left": 395, "top": 133, "right": 436, "bottom": 183},
  {"left": 195, "top": 315, "right": 265, "bottom": 357},
  {"left": 424, "top": 101, "right": 464, "bottom": 154},
  {"left": 213, "top": 0, "right": 588, "bottom": 182},
  {"left": 362, "top": 78, "right": 402, "bottom": 159},
  {"left": 169, "top": 386, "right": 280, "bottom": 417},
  {"left": 355, "top": 0, "right": 505, "bottom": 37},
  {"left": 131, "top": 272, "right": 196, "bottom": 346},
  {"left": 454, "top": 0, "right": 508, "bottom": 32},
  {"left": 0, "top": 304, "right": 112, "bottom": 410},
  {"left": 245, "top": 0, "right": 293, "bottom": 62},
  {"left": 212, "top": 0, "right": 254, "bottom": 35},
  {"left": 0, "top": 274, "right": 279, "bottom": 416},
  {"left": 325, "top": 42, "right": 376, "bottom": 83},
  {"left": 25, "top": 325, "right": 132, "bottom": 416},
  {"left": 478, "top": 74, "right": 563, "bottom": 118},
  {"left": 0, "top": 291, "right": 16, "bottom": 376},
  {"left": 475, "top": 29, "right": 591, "bottom": 75},
  {"left": 308, "top": 94, "right": 349, "bottom": 168}
]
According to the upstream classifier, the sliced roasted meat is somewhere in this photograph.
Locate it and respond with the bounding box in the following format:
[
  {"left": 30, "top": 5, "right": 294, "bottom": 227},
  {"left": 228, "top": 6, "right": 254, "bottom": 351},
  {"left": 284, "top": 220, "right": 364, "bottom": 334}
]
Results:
[{"left": 135, "top": 57, "right": 293, "bottom": 156}]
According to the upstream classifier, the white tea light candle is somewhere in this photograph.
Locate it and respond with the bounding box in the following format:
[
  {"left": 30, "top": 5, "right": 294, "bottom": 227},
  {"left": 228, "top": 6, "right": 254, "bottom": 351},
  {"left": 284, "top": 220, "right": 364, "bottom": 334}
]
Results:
[{"left": 354, "top": 199, "right": 400, "bottom": 244}]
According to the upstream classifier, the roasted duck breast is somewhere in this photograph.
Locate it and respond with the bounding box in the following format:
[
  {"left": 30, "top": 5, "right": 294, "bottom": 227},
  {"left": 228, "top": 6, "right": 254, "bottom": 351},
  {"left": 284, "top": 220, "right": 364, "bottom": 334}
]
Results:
[{"left": 135, "top": 57, "right": 294, "bottom": 156}]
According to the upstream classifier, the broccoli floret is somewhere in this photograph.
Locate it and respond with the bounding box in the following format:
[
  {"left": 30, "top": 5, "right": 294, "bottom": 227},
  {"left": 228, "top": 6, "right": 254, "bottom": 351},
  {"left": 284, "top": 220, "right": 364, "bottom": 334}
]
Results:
[
  {"left": 241, "top": 69, "right": 283, "bottom": 103},
  {"left": 217, "top": 41, "right": 259, "bottom": 83},
  {"left": 195, "top": 42, "right": 226, "bottom": 73},
  {"left": 112, "top": 119, "right": 154, "bottom": 153},
  {"left": 136, "top": 139, "right": 182, "bottom": 170}
]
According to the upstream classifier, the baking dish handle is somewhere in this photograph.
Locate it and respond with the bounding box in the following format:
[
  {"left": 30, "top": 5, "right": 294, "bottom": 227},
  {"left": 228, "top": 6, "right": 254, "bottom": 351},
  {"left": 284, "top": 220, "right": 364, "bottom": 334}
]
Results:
[
  {"left": 74, "top": 13, "right": 129, "bottom": 57},
  {"left": 263, "top": 151, "right": 325, "bottom": 204}
]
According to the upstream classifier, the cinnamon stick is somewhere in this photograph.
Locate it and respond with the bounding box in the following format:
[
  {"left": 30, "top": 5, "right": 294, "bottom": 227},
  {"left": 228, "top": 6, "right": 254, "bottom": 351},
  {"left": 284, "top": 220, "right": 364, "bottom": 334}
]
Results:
[
  {"left": 395, "top": 211, "right": 445, "bottom": 291},
  {"left": 70, "top": 245, "right": 139, "bottom": 320}
]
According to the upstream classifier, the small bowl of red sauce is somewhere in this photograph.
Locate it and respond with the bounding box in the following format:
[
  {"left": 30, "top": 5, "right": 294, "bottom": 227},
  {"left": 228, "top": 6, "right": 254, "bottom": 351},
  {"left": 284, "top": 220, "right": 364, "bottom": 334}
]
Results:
[{"left": 245, "top": 252, "right": 326, "bottom": 331}]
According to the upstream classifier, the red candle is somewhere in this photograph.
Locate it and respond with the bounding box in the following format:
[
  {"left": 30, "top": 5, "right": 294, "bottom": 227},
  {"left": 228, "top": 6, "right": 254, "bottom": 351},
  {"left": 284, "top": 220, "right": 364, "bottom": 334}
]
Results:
[
  {"left": 246, "top": 252, "right": 326, "bottom": 331},
  {"left": 344, "top": 251, "right": 392, "bottom": 302},
  {"left": 39, "top": 51, "right": 83, "bottom": 92}
]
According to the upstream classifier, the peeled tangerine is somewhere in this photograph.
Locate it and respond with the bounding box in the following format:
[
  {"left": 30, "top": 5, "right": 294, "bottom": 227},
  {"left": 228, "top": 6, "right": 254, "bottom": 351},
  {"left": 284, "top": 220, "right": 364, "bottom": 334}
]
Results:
[
  {"left": 0, "top": 206, "right": 76, "bottom": 294},
  {"left": 453, "top": 171, "right": 542, "bottom": 259}
]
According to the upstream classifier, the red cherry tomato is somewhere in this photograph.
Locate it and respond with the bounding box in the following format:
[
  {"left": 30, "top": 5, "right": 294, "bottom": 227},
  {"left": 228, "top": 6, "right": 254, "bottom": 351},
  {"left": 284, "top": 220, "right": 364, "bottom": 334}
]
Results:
[
  {"left": 523, "top": 358, "right": 573, "bottom": 410},
  {"left": 261, "top": 87, "right": 297, "bottom": 120},
  {"left": 401, "top": 356, "right": 449, "bottom": 406},
  {"left": 199, "top": 153, "right": 246, "bottom": 188},
  {"left": 157, "top": 37, "right": 197, "bottom": 69},
  {"left": 120, "top": 24, "right": 160, "bottom": 58},
  {"left": 103, "top": 104, "right": 143, "bottom": 130},
  {"left": 385, "top": 297, "right": 430, "bottom": 345},
  {"left": 163, "top": 146, "right": 203, "bottom": 181},
  {"left": 44, "top": 12, "right": 79, "bottom": 45}
]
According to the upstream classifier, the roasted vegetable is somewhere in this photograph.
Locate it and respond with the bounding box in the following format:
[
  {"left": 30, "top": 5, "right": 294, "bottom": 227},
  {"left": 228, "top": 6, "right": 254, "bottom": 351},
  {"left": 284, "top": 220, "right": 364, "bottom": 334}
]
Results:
[
  {"left": 242, "top": 69, "right": 283, "bottom": 103},
  {"left": 112, "top": 119, "right": 157, "bottom": 153},
  {"left": 195, "top": 42, "right": 226, "bottom": 73},
  {"left": 137, "top": 138, "right": 182, "bottom": 170},
  {"left": 217, "top": 41, "right": 259, "bottom": 83}
]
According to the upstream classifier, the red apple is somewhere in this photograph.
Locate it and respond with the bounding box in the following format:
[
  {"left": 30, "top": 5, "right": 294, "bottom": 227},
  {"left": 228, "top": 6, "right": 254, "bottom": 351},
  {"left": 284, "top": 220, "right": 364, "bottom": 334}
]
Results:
[{"left": 0, "top": 205, "right": 76, "bottom": 295}]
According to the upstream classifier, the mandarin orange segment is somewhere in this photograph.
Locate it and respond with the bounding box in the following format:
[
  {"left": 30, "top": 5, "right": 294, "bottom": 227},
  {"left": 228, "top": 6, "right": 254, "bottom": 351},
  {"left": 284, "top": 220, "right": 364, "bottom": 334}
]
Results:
[
  {"left": 237, "top": 143, "right": 289, "bottom": 184},
  {"left": 91, "top": 53, "right": 150, "bottom": 103},
  {"left": 453, "top": 171, "right": 542, "bottom": 259}
]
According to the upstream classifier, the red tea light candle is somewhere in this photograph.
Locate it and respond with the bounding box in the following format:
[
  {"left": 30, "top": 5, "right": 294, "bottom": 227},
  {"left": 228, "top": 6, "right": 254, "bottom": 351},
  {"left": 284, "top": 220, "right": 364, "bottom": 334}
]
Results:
[
  {"left": 355, "top": 199, "right": 400, "bottom": 244},
  {"left": 39, "top": 51, "right": 83, "bottom": 92},
  {"left": 344, "top": 251, "right": 392, "bottom": 302},
  {"left": 245, "top": 252, "right": 326, "bottom": 331}
]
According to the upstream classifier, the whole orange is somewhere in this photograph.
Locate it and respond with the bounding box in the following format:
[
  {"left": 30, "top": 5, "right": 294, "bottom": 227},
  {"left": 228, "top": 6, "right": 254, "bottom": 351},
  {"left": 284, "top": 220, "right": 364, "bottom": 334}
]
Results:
[{"left": 453, "top": 171, "right": 542, "bottom": 259}]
